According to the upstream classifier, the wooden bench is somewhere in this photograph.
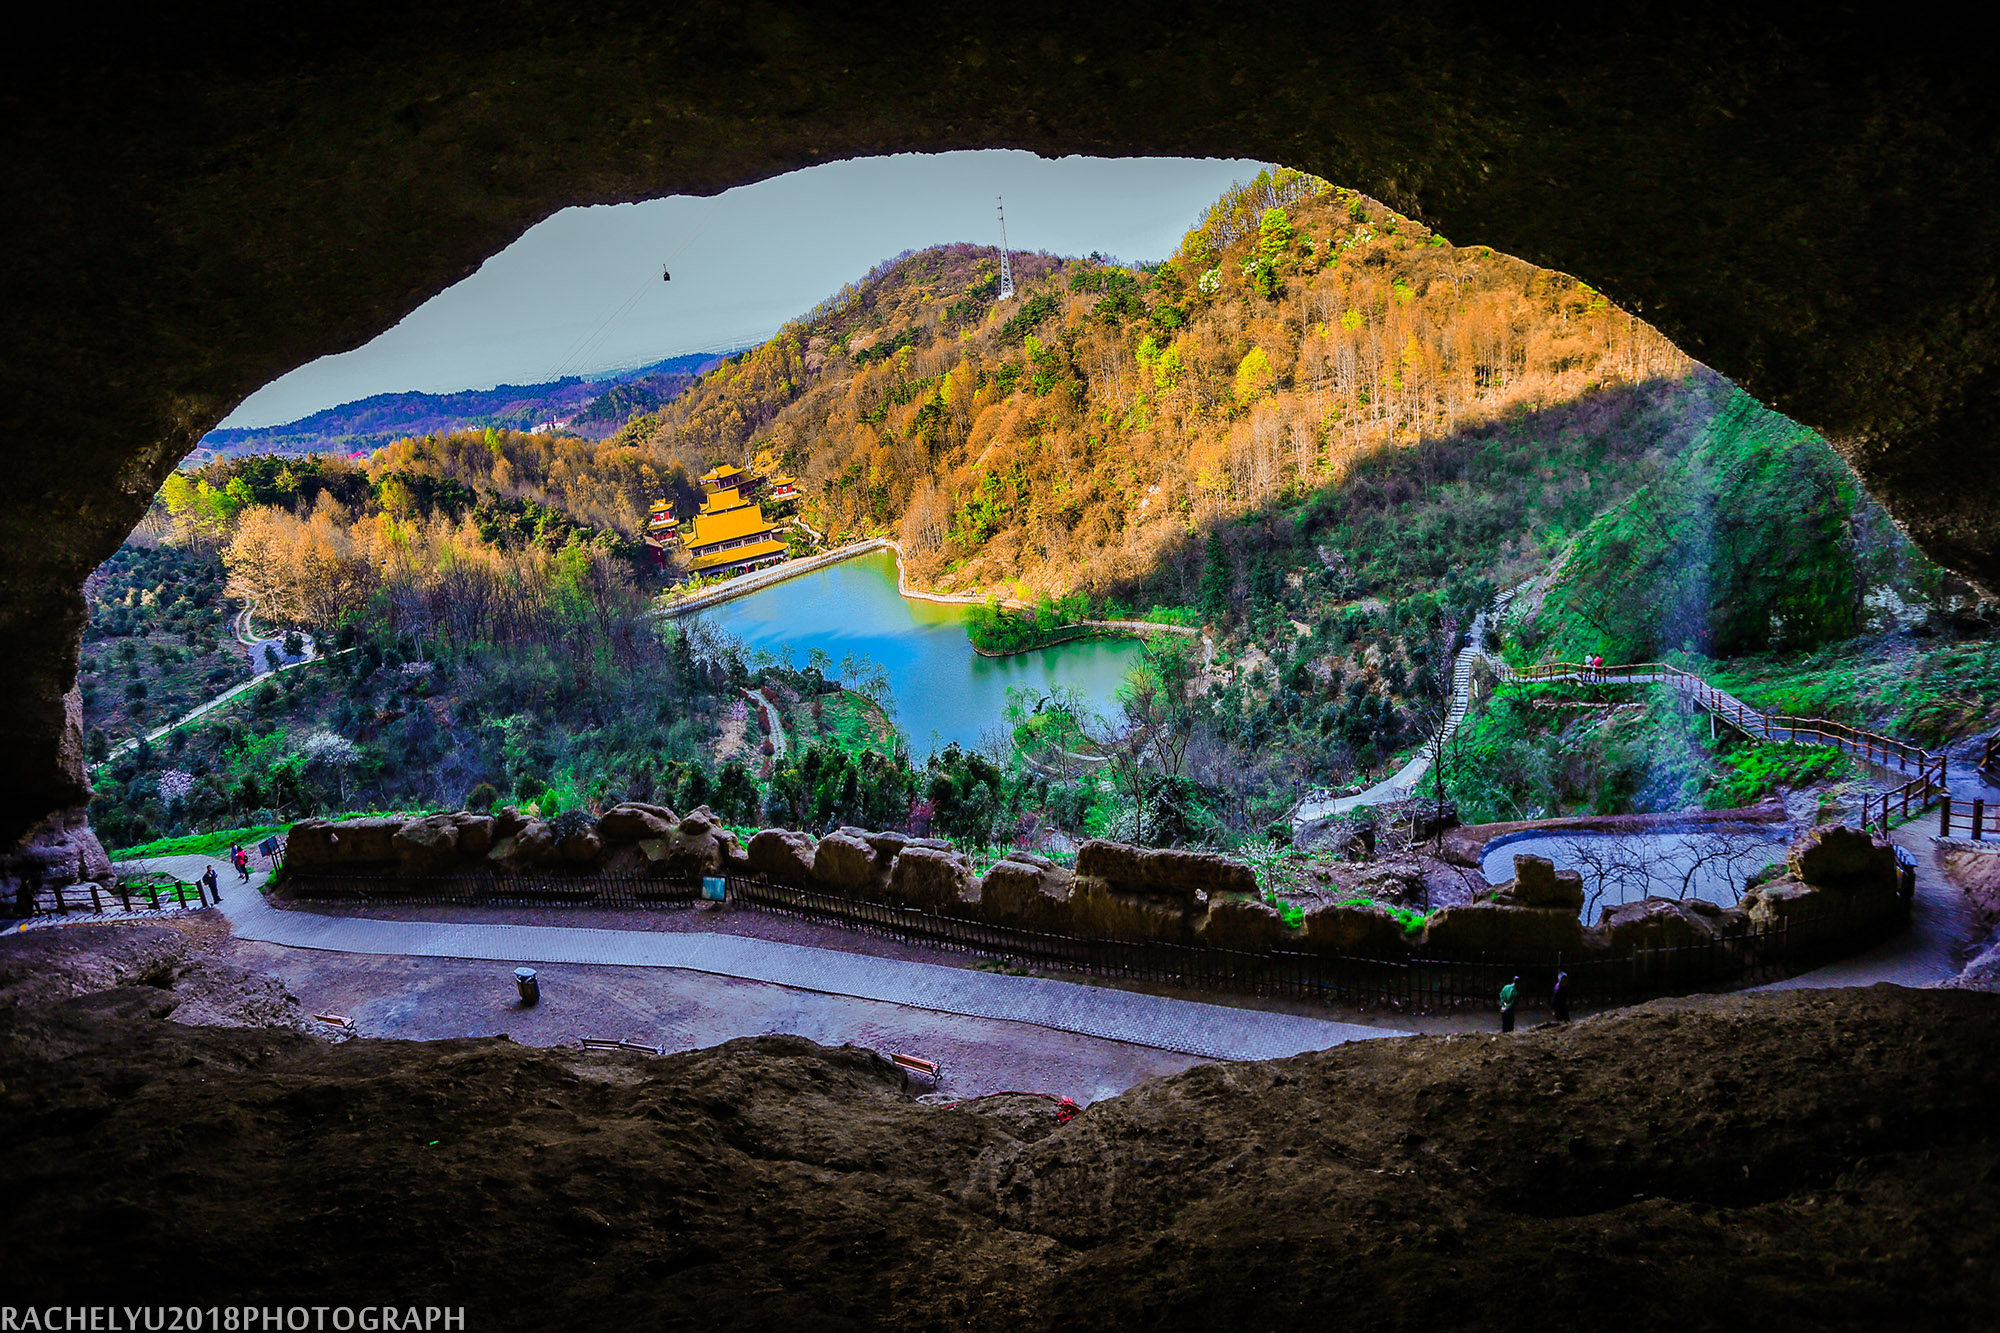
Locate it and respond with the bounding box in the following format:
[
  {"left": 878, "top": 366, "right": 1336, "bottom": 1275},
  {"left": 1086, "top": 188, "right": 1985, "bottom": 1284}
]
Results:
[
  {"left": 890, "top": 1053, "right": 942, "bottom": 1082},
  {"left": 312, "top": 1012, "right": 355, "bottom": 1031}
]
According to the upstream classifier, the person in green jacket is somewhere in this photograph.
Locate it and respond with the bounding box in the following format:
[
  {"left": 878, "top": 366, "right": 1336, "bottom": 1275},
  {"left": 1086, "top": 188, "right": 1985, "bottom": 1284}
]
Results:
[{"left": 1499, "top": 976, "right": 1520, "bottom": 1032}]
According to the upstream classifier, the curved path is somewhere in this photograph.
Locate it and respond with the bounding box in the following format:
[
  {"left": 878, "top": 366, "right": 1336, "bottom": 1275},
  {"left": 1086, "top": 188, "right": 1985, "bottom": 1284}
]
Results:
[
  {"left": 108, "top": 833, "right": 1986, "bottom": 1041},
  {"left": 1298, "top": 583, "right": 1992, "bottom": 826},
  {"left": 106, "top": 593, "right": 324, "bottom": 762},
  {"left": 1293, "top": 587, "right": 1518, "bottom": 825},
  {"left": 104, "top": 642, "right": 344, "bottom": 765},
  {"left": 128, "top": 853, "right": 1400, "bottom": 1060},
  {"left": 233, "top": 597, "right": 316, "bottom": 674},
  {"left": 1750, "top": 823, "right": 1981, "bottom": 991},
  {"left": 744, "top": 687, "right": 788, "bottom": 760}
]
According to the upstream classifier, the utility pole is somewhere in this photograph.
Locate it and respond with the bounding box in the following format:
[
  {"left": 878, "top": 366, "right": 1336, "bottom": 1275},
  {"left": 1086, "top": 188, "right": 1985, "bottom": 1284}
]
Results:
[{"left": 996, "top": 196, "right": 1016, "bottom": 301}]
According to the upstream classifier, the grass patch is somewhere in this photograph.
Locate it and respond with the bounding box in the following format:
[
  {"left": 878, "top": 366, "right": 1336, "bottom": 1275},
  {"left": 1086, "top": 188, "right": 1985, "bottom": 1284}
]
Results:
[
  {"left": 1338, "top": 897, "right": 1428, "bottom": 936},
  {"left": 817, "top": 690, "right": 899, "bottom": 759},
  {"left": 1709, "top": 742, "right": 1851, "bottom": 810},
  {"left": 1707, "top": 637, "right": 2000, "bottom": 747},
  {"left": 111, "top": 810, "right": 435, "bottom": 861},
  {"left": 113, "top": 869, "right": 205, "bottom": 903}
]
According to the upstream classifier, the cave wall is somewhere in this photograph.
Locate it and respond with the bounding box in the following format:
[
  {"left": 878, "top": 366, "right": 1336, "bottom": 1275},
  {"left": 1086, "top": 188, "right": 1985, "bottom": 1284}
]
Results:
[{"left": 4, "top": 2, "right": 1995, "bottom": 865}]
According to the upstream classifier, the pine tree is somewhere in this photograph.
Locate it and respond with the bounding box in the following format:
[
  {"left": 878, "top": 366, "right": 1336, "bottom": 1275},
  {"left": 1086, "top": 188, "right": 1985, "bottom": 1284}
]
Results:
[{"left": 1200, "top": 532, "right": 1234, "bottom": 625}]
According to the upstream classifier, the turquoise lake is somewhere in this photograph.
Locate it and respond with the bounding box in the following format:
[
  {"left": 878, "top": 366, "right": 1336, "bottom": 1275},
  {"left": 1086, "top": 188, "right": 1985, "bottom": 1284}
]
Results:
[{"left": 694, "top": 550, "right": 1147, "bottom": 755}]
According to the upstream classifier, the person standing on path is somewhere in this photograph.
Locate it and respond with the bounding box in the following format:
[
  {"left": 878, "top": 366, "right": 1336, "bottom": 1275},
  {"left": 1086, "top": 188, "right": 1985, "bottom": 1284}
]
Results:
[
  {"left": 1499, "top": 976, "right": 1520, "bottom": 1033},
  {"left": 202, "top": 866, "right": 220, "bottom": 903},
  {"left": 1551, "top": 971, "right": 1570, "bottom": 1023}
]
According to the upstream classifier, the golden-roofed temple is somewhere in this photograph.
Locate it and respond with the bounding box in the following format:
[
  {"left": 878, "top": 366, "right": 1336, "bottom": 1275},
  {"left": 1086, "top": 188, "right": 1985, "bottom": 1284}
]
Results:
[
  {"left": 746, "top": 449, "right": 799, "bottom": 503},
  {"left": 699, "top": 463, "right": 749, "bottom": 493},
  {"left": 681, "top": 465, "right": 787, "bottom": 576}
]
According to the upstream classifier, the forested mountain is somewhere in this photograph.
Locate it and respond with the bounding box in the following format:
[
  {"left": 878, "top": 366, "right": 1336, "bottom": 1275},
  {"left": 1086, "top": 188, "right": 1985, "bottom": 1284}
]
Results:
[
  {"left": 104, "top": 168, "right": 1987, "bottom": 856},
  {"left": 155, "top": 427, "right": 700, "bottom": 640},
  {"left": 196, "top": 352, "right": 726, "bottom": 458},
  {"left": 616, "top": 169, "right": 1688, "bottom": 603}
]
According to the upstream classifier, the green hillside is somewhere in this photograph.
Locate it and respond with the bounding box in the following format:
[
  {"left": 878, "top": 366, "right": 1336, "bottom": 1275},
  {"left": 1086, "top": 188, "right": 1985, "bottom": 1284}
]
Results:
[{"left": 90, "top": 169, "right": 1996, "bottom": 856}]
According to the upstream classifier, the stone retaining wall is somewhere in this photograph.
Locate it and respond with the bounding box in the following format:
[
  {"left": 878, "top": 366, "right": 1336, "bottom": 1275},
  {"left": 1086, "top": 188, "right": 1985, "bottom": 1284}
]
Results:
[{"left": 284, "top": 807, "right": 1911, "bottom": 977}]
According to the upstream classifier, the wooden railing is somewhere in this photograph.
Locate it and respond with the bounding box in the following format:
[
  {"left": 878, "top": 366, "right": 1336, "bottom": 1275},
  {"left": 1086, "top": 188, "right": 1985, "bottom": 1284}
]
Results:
[
  {"left": 1980, "top": 735, "right": 2000, "bottom": 786},
  {"left": 9, "top": 874, "right": 213, "bottom": 919},
  {"left": 1939, "top": 797, "right": 2000, "bottom": 844},
  {"left": 1501, "top": 659, "right": 1949, "bottom": 834}
]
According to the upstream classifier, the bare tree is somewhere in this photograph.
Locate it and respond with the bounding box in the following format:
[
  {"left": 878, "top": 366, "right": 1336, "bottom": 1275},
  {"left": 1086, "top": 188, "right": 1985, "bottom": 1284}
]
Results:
[
  {"left": 1542, "top": 826, "right": 1780, "bottom": 919},
  {"left": 1552, "top": 834, "right": 1651, "bottom": 920},
  {"left": 1661, "top": 826, "right": 1783, "bottom": 902}
]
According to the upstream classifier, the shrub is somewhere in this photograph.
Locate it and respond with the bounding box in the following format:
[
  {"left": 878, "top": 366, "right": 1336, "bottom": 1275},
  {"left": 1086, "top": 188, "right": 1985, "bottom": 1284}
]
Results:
[
  {"left": 1339, "top": 897, "right": 1427, "bottom": 936},
  {"left": 548, "top": 809, "right": 594, "bottom": 841}
]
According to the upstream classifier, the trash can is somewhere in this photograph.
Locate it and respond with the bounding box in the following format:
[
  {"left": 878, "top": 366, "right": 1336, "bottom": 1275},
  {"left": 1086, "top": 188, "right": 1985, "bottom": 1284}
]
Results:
[
  {"left": 702, "top": 876, "right": 727, "bottom": 902},
  {"left": 514, "top": 967, "right": 540, "bottom": 1005}
]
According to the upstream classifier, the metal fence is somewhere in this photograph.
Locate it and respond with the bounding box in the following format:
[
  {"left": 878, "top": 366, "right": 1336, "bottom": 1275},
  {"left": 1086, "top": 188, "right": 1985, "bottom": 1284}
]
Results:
[
  {"left": 283, "top": 868, "right": 1907, "bottom": 1012},
  {"left": 280, "top": 870, "right": 702, "bottom": 910}
]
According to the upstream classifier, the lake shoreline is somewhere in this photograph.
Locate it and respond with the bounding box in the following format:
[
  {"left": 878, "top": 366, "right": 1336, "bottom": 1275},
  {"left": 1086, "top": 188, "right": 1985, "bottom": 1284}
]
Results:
[
  {"left": 689, "top": 549, "right": 1148, "bottom": 754},
  {"left": 661, "top": 536, "right": 1029, "bottom": 620},
  {"left": 667, "top": 537, "right": 1201, "bottom": 660}
]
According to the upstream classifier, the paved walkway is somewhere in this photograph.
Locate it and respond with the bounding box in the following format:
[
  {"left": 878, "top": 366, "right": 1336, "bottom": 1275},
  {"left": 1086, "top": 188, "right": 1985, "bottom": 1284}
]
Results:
[
  {"left": 744, "top": 687, "right": 788, "bottom": 760},
  {"left": 104, "top": 602, "right": 339, "bottom": 764},
  {"left": 1754, "top": 822, "right": 1983, "bottom": 991},
  {"left": 101, "top": 809, "right": 1994, "bottom": 1054},
  {"left": 127, "top": 854, "right": 1400, "bottom": 1061},
  {"left": 1295, "top": 587, "right": 1518, "bottom": 823}
]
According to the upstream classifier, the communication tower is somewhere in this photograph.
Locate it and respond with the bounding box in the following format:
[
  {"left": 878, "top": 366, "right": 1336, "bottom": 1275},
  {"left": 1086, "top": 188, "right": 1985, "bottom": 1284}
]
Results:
[{"left": 996, "top": 196, "right": 1016, "bottom": 301}]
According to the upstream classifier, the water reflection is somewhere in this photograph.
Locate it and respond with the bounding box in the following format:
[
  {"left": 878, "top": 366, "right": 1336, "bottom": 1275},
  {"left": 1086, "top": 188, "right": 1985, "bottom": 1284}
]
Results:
[
  {"left": 695, "top": 550, "right": 1147, "bottom": 755},
  {"left": 1480, "top": 826, "right": 1789, "bottom": 921}
]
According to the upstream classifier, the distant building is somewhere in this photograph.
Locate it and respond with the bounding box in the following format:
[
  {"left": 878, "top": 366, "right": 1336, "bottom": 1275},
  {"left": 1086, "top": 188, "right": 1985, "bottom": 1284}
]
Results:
[
  {"left": 679, "top": 465, "right": 788, "bottom": 576},
  {"left": 643, "top": 499, "right": 680, "bottom": 570}
]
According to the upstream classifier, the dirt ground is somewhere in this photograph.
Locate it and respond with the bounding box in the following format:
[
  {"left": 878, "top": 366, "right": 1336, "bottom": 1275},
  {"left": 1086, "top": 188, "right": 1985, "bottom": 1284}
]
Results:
[
  {"left": 1939, "top": 843, "right": 2000, "bottom": 991},
  {"left": 225, "top": 936, "right": 1202, "bottom": 1104},
  {"left": 5, "top": 915, "right": 1202, "bottom": 1102},
  {"left": 2, "top": 947, "right": 1996, "bottom": 1330}
]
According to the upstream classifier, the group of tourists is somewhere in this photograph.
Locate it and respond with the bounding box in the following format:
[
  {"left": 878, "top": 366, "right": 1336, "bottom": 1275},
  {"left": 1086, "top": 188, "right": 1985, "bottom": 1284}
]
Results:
[
  {"left": 199, "top": 844, "right": 255, "bottom": 902},
  {"left": 1496, "top": 971, "right": 1571, "bottom": 1032}
]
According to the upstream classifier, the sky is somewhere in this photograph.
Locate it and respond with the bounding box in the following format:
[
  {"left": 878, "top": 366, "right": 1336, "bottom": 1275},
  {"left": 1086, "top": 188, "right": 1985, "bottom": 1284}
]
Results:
[{"left": 222, "top": 151, "right": 1271, "bottom": 429}]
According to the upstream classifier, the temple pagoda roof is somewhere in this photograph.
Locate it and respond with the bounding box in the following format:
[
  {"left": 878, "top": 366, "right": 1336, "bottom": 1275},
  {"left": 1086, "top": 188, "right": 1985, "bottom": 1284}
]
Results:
[{"left": 683, "top": 500, "right": 781, "bottom": 549}]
